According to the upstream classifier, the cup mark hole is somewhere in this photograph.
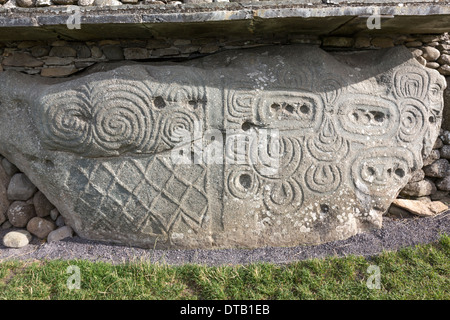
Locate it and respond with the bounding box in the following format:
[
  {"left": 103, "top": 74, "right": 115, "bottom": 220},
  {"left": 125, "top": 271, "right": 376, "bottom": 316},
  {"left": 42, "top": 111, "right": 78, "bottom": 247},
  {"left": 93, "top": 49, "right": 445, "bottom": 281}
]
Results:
[{"left": 154, "top": 96, "right": 166, "bottom": 109}]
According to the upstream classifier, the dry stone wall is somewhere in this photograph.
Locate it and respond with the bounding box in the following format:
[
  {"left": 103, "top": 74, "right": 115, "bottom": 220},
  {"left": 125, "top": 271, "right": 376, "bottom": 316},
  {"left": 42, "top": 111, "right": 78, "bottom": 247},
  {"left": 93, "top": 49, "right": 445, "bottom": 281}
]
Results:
[
  {"left": 0, "top": 34, "right": 449, "bottom": 77},
  {"left": 0, "top": 156, "right": 72, "bottom": 247},
  {"left": 0, "top": 31, "right": 449, "bottom": 248}
]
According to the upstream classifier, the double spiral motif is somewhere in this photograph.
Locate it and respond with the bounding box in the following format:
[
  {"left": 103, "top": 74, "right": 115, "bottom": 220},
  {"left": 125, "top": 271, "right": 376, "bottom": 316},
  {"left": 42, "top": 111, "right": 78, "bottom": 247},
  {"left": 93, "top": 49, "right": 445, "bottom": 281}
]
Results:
[{"left": 38, "top": 81, "right": 157, "bottom": 156}]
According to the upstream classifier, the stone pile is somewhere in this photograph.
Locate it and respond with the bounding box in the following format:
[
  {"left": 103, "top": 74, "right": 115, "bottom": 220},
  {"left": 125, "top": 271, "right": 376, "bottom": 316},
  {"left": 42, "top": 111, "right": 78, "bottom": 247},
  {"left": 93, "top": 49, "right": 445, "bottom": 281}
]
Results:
[
  {"left": 323, "top": 34, "right": 450, "bottom": 77},
  {"left": 388, "top": 131, "right": 450, "bottom": 218},
  {"left": 0, "top": 155, "right": 73, "bottom": 248}
]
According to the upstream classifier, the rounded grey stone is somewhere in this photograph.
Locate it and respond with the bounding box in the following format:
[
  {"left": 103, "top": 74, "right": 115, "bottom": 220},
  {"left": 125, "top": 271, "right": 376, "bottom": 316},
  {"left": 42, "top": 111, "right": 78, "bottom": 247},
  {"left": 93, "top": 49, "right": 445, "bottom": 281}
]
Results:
[
  {"left": 400, "top": 179, "right": 437, "bottom": 197},
  {"left": 33, "top": 191, "right": 55, "bottom": 218},
  {"left": 408, "top": 169, "right": 425, "bottom": 183},
  {"left": 7, "top": 173, "right": 37, "bottom": 201},
  {"left": 16, "top": 0, "right": 35, "bottom": 7},
  {"left": 431, "top": 190, "right": 449, "bottom": 201},
  {"left": 49, "top": 47, "right": 77, "bottom": 58},
  {"left": 47, "top": 226, "right": 73, "bottom": 243},
  {"left": 1, "top": 158, "right": 19, "bottom": 176},
  {"left": 55, "top": 215, "right": 65, "bottom": 227},
  {"left": 436, "top": 176, "right": 450, "bottom": 191},
  {"left": 423, "top": 159, "right": 449, "bottom": 178},
  {"left": 101, "top": 45, "right": 124, "bottom": 60},
  {"left": 408, "top": 48, "right": 423, "bottom": 57},
  {"left": 422, "top": 46, "right": 441, "bottom": 61},
  {"left": 3, "top": 230, "right": 32, "bottom": 248},
  {"left": 31, "top": 46, "right": 50, "bottom": 58},
  {"left": 440, "top": 145, "right": 450, "bottom": 159},
  {"left": 74, "top": 44, "right": 92, "bottom": 59},
  {"left": 7, "top": 201, "right": 36, "bottom": 228},
  {"left": 439, "top": 65, "right": 450, "bottom": 76},
  {"left": 426, "top": 62, "right": 440, "bottom": 69},
  {"left": 35, "top": 0, "right": 51, "bottom": 6},
  {"left": 423, "top": 149, "right": 440, "bottom": 166},
  {"left": 94, "top": 0, "right": 122, "bottom": 5},
  {"left": 433, "top": 137, "right": 444, "bottom": 149},
  {"left": 79, "top": 0, "right": 95, "bottom": 5},
  {"left": 437, "top": 54, "right": 450, "bottom": 65},
  {"left": 441, "top": 131, "right": 450, "bottom": 144},
  {"left": 1, "top": 220, "right": 12, "bottom": 230},
  {"left": 416, "top": 56, "right": 427, "bottom": 66},
  {"left": 50, "top": 208, "right": 59, "bottom": 221},
  {"left": 26, "top": 217, "right": 56, "bottom": 239}
]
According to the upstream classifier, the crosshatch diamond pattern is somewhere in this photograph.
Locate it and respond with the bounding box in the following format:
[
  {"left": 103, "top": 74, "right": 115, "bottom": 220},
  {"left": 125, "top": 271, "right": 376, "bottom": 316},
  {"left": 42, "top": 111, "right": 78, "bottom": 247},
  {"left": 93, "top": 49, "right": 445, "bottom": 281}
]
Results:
[{"left": 71, "top": 156, "right": 209, "bottom": 237}]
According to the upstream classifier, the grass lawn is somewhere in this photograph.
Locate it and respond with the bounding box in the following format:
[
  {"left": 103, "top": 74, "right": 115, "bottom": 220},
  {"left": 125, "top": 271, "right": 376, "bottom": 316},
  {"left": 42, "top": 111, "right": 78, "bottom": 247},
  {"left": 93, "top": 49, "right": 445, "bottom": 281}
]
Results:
[{"left": 0, "top": 234, "right": 448, "bottom": 300}]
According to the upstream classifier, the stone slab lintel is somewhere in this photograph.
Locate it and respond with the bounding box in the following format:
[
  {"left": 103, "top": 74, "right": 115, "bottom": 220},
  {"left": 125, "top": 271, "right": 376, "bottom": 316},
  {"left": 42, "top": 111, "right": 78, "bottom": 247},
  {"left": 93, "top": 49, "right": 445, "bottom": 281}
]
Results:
[{"left": 0, "top": 2, "right": 449, "bottom": 41}]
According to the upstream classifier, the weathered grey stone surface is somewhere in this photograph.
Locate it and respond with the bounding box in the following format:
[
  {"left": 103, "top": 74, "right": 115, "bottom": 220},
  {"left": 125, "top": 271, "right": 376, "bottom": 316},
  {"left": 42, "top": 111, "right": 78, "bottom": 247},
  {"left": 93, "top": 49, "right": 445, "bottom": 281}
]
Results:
[{"left": 0, "top": 45, "right": 446, "bottom": 249}]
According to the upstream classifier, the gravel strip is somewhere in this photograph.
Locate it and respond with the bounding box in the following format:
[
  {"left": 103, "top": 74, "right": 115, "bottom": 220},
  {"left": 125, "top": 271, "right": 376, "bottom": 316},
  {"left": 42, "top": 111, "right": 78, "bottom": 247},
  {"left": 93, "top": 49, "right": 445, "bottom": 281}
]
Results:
[{"left": 1, "top": 213, "right": 449, "bottom": 266}]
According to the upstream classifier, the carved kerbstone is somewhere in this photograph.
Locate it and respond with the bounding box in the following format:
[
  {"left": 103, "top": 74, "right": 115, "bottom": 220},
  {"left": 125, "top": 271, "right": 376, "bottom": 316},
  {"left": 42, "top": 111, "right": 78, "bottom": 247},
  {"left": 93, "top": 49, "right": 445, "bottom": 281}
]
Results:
[{"left": 0, "top": 45, "right": 446, "bottom": 248}]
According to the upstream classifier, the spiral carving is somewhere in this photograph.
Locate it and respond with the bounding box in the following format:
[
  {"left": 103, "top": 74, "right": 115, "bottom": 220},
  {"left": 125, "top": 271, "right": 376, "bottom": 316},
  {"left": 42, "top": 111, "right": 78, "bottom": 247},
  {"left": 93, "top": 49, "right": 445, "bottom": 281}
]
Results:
[
  {"left": 40, "top": 89, "right": 93, "bottom": 154},
  {"left": 161, "top": 110, "right": 200, "bottom": 147},
  {"left": 92, "top": 85, "right": 153, "bottom": 153},
  {"left": 398, "top": 99, "right": 426, "bottom": 143},
  {"left": 38, "top": 81, "right": 156, "bottom": 156},
  {"left": 226, "top": 90, "right": 255, "bottom": 124},
  {"left": 393, "top": 67, "right": 429, "bottom": 100}
]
